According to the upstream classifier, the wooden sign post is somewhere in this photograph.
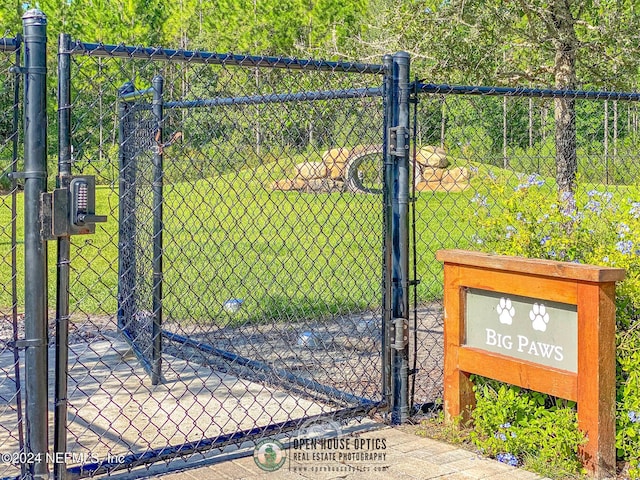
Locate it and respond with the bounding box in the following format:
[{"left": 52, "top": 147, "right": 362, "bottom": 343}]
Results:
[{"left": 437, "top": 249, "right": 625, "bottom": 478}]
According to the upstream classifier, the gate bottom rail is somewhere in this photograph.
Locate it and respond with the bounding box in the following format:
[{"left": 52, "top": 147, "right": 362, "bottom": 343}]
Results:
[{"left": 163, "top": 330, "right": 378, "bottom": 406}]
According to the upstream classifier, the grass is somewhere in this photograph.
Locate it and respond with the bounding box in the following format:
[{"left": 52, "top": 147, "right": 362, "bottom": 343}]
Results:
[
  {"left": 0, "top": 159, "right": 477, "bottom": 324},
  {"left": 2, "top": 155, "right": 632, "bottom": 325},
  {"left": 0, "top": 156, "right": 481, "bottom": 324}
]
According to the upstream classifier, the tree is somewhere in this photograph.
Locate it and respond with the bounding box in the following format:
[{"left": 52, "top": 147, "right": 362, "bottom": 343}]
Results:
[
  {"left": 0, "top": 1, "right": 21, "bottom": 33},
  {"left": 354, "top": 0, "right": 640, "bottom": 195}
]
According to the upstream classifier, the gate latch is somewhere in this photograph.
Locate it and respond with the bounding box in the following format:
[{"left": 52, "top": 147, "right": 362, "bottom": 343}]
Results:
[{"left": 42, "top": 175, "right": 107, "bottom": 240}]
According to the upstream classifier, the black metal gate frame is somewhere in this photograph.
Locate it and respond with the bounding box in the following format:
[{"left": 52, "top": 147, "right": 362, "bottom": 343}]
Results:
[
  {"left": 6, "top": 7, "right": 417, "bottom": 479},
  {"left": 116, "top": 80, "right": 385, "bottom": 387},
  {"left": 19, "top": 10, "right": 50, "bottom": 480},
  {"left": 50, "top": 36, "right": 411, "bottom": 480}
]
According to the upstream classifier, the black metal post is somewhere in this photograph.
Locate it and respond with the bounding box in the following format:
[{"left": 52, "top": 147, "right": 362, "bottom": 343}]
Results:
[
  {"left": 151, "top": 75, "right": 164, "bottom": 385},
  {"left": 54, "top": 32, "right": 72, "bottom": 480},
  {"left": 390, "top": 52, "right": 410, "bottom": 424},
  {"left": 382, "top": 54, "right": 394, "bottom": 408},
  {"left": 22, "top": 9, "right": 49, "bottom": 479}
]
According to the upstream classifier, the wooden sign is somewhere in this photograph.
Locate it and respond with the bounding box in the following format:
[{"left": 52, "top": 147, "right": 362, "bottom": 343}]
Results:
[{"left": 437, "top": 249, "right": 625, "bottom": 478}]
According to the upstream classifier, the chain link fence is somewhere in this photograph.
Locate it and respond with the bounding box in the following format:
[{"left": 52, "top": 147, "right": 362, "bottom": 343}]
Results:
[
  {"left": 0, "top": 35, "right": 24, "bottom": 480},
  {"left": 4, "top": 15, "right": 640, "bottom": 477},
  {"left": 409, "top": 83, "right": 640, "bottom": 407},
  {"left": 57, "top": 41, "right": 389, "bottom": 476}
]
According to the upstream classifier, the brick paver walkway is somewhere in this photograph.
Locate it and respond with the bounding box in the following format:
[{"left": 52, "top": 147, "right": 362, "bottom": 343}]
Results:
[{"left": 147, "top": 426, "right": 548, "bottom": 480}]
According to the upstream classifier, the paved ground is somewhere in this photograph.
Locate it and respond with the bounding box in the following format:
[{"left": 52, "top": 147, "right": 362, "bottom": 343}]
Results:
[{"left": 143, "top": 425, "right": 548, "bottom": 480}]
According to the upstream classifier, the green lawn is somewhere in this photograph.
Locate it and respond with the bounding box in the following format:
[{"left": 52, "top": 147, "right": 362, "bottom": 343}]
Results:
[
  {"left": 0, "top": 161, "right": 481, "bottom": 324},
  {"left": 6, "top": 160, "right": 623, "bottom": 325}
]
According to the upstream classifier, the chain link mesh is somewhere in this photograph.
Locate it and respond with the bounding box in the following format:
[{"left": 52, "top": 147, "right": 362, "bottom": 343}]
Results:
[
  {"left": 410, "top": 84, "right": 640, "bottom": 407},
  {"left": 4, "top": 33, "right": 633, "bottom": 476},
  {"left": 62, "top": 43, "right": 387, "bottom": 476},
  {"left": 0, "top": 37, "right": 24, "bottom": 480}
]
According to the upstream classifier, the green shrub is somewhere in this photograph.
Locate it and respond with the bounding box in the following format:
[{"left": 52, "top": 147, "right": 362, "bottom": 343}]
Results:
[
  {"left": 468, "top": 171, "right": 640, "bottom": 477},
  {"left": 469, "top": 380, "right": 586, "bottom": 477}
]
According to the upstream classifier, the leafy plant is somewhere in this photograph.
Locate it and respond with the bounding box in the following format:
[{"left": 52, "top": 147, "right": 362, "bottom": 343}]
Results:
[
  {"left": 469, "top": 380, "right": 586, "bottom": 478},
  {"left": 469, "top": 171, "right": 640, "bottom": 477}
]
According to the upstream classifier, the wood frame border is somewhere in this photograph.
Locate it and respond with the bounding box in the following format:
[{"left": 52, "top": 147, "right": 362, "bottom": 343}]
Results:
[{"left": 437, "top": 249, "right": 625, "bottom": 478}]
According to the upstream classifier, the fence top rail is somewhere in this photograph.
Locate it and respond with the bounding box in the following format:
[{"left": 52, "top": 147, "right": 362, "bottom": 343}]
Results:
[
  {"left": 162, "top": 87, "right": 384, "bottom": 110},
  {"left": 119, "top": 86, "right": 384, "bottom": 108},
  {"left": 417, "top": 82, "right": 640, "bottom": 102},
  {"left": 0, "top": 35, "right": 21, "bottom": 52},
  {"left": 119, "top": 87, "right": 154, "bottom": 102},
  {"left": 62, "top": 40, "right": 387, "bottom": 75}
]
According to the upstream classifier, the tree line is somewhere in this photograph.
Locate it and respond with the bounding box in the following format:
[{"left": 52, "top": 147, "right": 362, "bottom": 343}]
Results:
[
  {"left": 2, "top": 0, "right": 640, "bottom": 193},
  {"left": 0, "top": 0, "right": 367, "bottom": 56}
]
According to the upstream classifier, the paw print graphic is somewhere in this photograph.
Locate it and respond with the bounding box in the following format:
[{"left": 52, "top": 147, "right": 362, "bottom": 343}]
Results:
[
  {"left": 496, "top": 297, "right": 515, "bottom": 325},
  {"left": 529, "top": 303, "right": 550, "bottom": 332}
]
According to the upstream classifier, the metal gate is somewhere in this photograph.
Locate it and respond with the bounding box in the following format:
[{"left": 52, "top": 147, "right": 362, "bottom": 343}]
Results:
[
  {"left": 51, "top": 35, "right": 396, "bottom": 478},
  {"left": 0, "top": 10, "right": 440, "bottom": 480},
  {"left": 0, "top": 35, "right": 25, "bottom": 480}
]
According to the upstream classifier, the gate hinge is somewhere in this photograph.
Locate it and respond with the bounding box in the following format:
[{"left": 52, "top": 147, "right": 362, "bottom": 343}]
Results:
[
  {"left": 10, "top": 338, "right": 46, "bottom": 349},
  {"left": 390, "top": 317, "right": 409, "bottom": 350},
  {"left": 388, "top": 126, "right": 410, "bottom": 158},
  {"left": 9, "top": 65, "right": 47, "bottom": 76},
  {"left": 41, "top": 175, "right": 107, "bottom": 240},
  {"left": 408, "top": 279, "right": 421, "bottom": 287}
]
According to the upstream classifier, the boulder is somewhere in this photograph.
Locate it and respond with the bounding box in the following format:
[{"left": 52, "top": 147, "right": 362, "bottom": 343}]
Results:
[
  {"left": 322, "top": 148, "right": 350, "bottom": 180},
  {"left": 415, "top": 146, "right": 449, "bottom": 168},
  {"left": 422, "top": 145, "right": 447, "bottom": 156},
  {"left": 271, "top": 178, "right": 307, "bottom": 191},
  {"left": 415, "top": 180, "right": 469, "bottom": 193},
  {"left": 303, "top": 178, "right": 345, "bottom": 193},
  {"left": 419, "top": 167, "right": 446, "bottom": 183},
  {"left": 440, "top": 166, "right": 470, "bottom": 184},
  {"left": 349, "top": 144, "right": 370, "bottom": 157},
  {"left": 294, "top": 161, "right": 327, "bottom": 180}
]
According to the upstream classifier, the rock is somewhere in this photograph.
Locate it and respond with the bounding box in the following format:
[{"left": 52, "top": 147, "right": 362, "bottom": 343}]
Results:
[
  {"left": 294, "top": 161, "right": 327, "bottom": 180},
  {"left": 322, "top": 147, "right": 350, "bottom": 180},
  {"left": 297, "top": 331, "right": 321, "bottom": 348},
  {"left": 421, "top": 145, "right": 447, "bottom": 156},
  {"left": 271, "top": 178, "right": 306, "bottom": 191},
  {"left": 420, "top": 167, "right": 446, "bottom": 183},
  {"left": 441, "top": 166, "right": 470, "bottom": 184},
  {"left": 349, "top": 144, "right": 370, "bottom": 157},
  {"left": 271, "top": 177, "right": 345, "bottom": 193},
  {"left": 415, "top": 180, "right": 469, "bottom": 193},
  {"left": 415, "top": 146, "right": 449, "bottom": 168},
  {"left": 414, "top": 165, "right": 470, "bottom": 192},
  {"left": 303, "top": 178, "right": 345, "bottom": 193}
]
